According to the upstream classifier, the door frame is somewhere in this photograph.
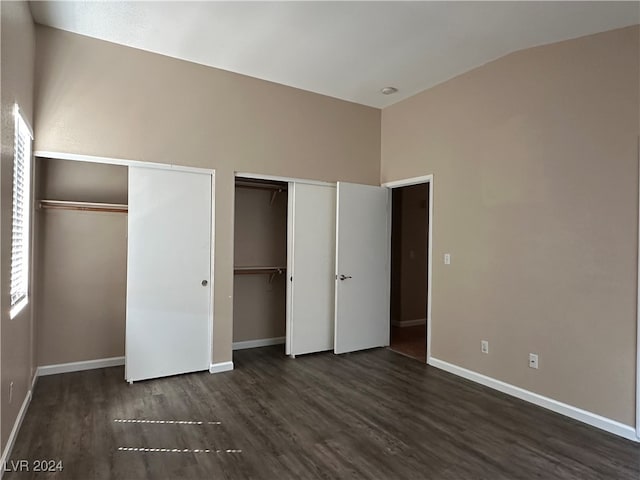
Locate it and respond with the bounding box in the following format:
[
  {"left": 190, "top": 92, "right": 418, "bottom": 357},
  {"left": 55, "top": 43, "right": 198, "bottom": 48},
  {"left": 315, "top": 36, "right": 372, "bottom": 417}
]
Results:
[
  {"left": 35, "top": 150, "right": 216, "bottom": 370},
  {"left": 636, "top": 135, "right": 640, "bottom": 439},
  {"left": 381, "top": 174, "right": 434, "bottom": 364}
]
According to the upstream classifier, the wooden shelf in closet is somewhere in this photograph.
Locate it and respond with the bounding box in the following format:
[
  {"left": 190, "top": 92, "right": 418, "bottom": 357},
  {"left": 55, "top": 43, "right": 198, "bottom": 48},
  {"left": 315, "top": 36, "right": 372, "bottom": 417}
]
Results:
[{"left": 39, "top": 199, "right": 128, "bottom": 213}]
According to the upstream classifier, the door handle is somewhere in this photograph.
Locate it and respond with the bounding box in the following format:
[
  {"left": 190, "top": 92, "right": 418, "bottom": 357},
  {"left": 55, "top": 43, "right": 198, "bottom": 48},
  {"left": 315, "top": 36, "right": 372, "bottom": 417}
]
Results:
[
  {"left": 201, "top": 280, "right": 208, "bottom": 286},
  {"left": 339, "top": 275, "right": 352, "bottom": 281}
]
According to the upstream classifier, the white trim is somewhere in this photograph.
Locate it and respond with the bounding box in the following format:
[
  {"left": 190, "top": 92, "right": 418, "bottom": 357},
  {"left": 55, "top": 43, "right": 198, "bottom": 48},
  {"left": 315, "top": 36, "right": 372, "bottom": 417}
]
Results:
[
  {"left": 637, "top": 135, "right": 640, "bottom": 439},
  {"left": 208, "top": 172, "right": 216, "bottom": 378},
  {"left": 285, "top": 182, "right": 295, "bottom": 356},
  {"left": 235, "top": 171, "right": 334, "bottom": 187},
  {"left": 34, "top": 150, "right": 215, "bottom": 175},
  {"left": 429, "top": 357, "right": 637, "bottom": 442},
  {"left": 0, "top": 375, "right": 36, "bottom": 478},
  {"left": 392, "top": 318, "right": 426, "bottom": 328},
  {"left": 209, "top": 361, "right": 234, "bottom": 374},
  {"left": 13, "top": 104, "right": 33, "bottom": 139},
  {"left": 384, "top": 174, "right": 433, "bottom": 363},
  {"left": 9, "top": 297, "right": 29, "bottom": 320},
  {"left": 31, "top": 371, "right": 37, "bottom": 393},
  {"left": 37, "top": 356, "right": 125, "bottom": 376},
  {"left": 233, "top": 337, "right": 286, "bottom": 351},
  {"left": 382, "top": 175, "right": 434, "bottom": 189}
]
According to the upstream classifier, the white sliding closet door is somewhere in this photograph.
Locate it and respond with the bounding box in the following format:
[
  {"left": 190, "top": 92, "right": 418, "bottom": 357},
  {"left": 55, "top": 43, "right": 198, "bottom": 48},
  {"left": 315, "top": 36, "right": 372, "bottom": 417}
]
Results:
[
  {"left": 286, "top": 183, "right": 336, "bottom": 356},
  {"left": 334, "top": 182, "right": 390, "bottom": 354},
  {"left": 126, "top": 166, "right": 212, "bottom": 382}
]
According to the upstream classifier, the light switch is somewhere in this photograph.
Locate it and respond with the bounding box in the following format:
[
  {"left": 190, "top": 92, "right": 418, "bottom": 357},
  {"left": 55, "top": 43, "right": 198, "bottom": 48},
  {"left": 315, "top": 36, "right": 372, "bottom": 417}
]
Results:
[{"left": 444, "top": 253, "right": 451, "bottom": 265}]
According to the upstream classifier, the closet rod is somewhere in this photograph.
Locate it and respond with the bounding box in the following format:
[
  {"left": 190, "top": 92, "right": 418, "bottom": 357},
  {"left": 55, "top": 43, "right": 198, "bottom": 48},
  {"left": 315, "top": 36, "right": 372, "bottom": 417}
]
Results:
[
  {"left": 234, "top": 266, "right": 286, "bottom": 283},
  {"left": 39, "top": 200, "right": 128, "bottom": 213},
  {"left": 235, "top": 183, "right": 286, "bottom": 192},
  {"left": 234, "top": 267, "right": 286, "bottom": 275}
]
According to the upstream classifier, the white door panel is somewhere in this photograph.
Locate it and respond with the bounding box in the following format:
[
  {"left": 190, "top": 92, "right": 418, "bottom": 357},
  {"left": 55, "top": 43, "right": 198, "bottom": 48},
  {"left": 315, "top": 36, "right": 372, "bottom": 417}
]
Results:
[
  {"left": 126, "top": 167, "right": 212, "bottom": 382},
  {"left": 334, "top": 182, "right": 390, "bottom": 354},
  {"left": 287, "top": 183, "right": 336, "bottom": 356}
]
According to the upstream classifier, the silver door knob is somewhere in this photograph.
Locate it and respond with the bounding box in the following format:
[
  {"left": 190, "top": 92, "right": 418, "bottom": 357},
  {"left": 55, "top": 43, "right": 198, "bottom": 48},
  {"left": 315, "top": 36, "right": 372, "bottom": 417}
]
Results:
[
  {"left": 201, "top": 280, "right": 208, "bottom": 286},
  {"left": 339, "top": 275, "right": 352, "bottom": 281}
]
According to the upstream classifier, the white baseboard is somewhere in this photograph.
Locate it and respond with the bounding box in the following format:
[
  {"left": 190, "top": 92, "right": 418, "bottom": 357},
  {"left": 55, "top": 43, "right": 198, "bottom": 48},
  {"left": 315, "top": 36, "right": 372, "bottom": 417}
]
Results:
[
  {"left": 0, "top": 373, "right": 37, "bottom": 479},
  {"left": 232, "top": 336, "right": 285, "bottom": 350},
  {"left": 392, "top": 318, "right": 426, "bottom": 328},
  {"left": 429, "top": 357, "right": 637, "bottom": 442},
  {"left": 37, "top": 356, "right": 125, "bottom": 376},
  {"left": 209, "top": 361, "right": 234, "bottom": 374}
]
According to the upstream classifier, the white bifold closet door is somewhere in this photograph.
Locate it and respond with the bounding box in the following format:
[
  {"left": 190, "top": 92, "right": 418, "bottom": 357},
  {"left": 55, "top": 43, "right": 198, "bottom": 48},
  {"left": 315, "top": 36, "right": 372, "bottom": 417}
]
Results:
[
  {"left": 334, "top": 182, "right": 391, "bottom": 354},
  {"left": 286, "top": 183, "right": 336, "bottom": 356},
  {"left": 126, "top": 166, "right": 212, "bottom": 382}
]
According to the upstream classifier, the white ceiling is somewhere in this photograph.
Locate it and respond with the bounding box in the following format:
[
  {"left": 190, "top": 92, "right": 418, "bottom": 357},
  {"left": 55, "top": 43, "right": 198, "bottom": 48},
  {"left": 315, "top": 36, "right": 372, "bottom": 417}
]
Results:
[{"left": 30, "top": 1, "right": 639, "bottom": 108}]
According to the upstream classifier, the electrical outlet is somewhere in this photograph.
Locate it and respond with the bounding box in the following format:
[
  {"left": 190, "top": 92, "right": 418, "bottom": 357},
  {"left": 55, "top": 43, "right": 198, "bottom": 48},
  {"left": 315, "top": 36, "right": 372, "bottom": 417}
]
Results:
[
  {"left": 481, "top": 340, "right": 489, "bottom": 354},
  {"left": 444, "top": 253, "right": 451, "bottom": 265},
  {"left": 9, "top": 381, "right": 13, "bottom": 404},
  {"left": 529, "top": 353, "right": 539, "bottom": 369}
]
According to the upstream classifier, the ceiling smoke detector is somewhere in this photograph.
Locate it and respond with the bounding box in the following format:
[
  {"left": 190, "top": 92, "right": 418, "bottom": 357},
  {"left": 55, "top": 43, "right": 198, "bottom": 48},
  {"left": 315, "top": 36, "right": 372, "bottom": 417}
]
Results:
[{"left": 380, "top": 87, "right": 398, "bottom": 95}]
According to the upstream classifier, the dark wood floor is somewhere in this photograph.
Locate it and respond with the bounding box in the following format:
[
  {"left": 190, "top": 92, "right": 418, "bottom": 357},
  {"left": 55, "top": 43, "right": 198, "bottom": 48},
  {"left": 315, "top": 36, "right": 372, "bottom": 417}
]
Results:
[
  {"left": 5, "top": 346, "right": 640, "bottom": 479},
  {"left": 390, "top": 325, "right": 426, "bottom": 362}
]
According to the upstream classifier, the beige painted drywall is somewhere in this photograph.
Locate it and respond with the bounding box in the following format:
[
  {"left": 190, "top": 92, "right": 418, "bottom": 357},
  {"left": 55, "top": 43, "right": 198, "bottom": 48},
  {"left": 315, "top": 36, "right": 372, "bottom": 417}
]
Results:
[
  {"left": 39, "top": 158, "right": 128, "bottom": 204},
  {"left": 35, "top": 159, "right": 127, "bottom": 366},
  {"left": 382, "top": 26, "right": 639, "bottom": 426},
  {"left": 33, "top": 26, "right": 381, "bottom": 366},
  {"left": 233, "top": 186, "right": 287, "bottom": 342},
  {"left": 36, "top": 210, "right": 127, "bottom": 365},
  {"left": 233, "top": 275, "right": 286, "bottom": 343},
  {"left": 0, "top": 0, "right": 36, "bottom": 452}
]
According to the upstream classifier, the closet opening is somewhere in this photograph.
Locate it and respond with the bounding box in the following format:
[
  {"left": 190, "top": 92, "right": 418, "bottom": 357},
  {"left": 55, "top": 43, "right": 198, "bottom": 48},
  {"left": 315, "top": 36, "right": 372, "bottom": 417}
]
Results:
[
  {"left": 35, "top": 154, "right": 215, "bottom": 382},
  {"left": 389, "top": 182, "right": 430, "bottom": 362},
  {"left": 233, "top": 177, "right": 288, "bottom": 355},
  {"left": 35, "top": 157, "right": 128, "bottom": 370}
]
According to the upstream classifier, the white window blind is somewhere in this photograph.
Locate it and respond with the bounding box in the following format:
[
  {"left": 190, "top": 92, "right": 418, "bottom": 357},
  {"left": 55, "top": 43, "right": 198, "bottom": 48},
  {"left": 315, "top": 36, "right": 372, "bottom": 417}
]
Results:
[{"left": 10, "top": 106, "right": 32, "bottom": 315}]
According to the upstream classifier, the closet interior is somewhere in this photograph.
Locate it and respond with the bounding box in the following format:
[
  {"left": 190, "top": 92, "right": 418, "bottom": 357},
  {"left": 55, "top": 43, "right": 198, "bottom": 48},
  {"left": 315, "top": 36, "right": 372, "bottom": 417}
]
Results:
[
  {"left": 35, "top": 158, "right": 128, "bottom": 368},
  {"left": 233, "top": 178, "right": 288, "bottom": 351}
]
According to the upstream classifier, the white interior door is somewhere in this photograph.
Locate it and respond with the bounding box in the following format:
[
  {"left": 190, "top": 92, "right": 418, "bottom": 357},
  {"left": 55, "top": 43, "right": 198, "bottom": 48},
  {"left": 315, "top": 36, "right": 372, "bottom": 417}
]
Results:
[
  {"left": 286, "top": 183, "right": 336, "bottom": 356},
  {"left": 126, "top": 166, "right": 212, "bottom": 382},
  {"left": 334, "top": 182, "right": 390, "bottom": 354}
]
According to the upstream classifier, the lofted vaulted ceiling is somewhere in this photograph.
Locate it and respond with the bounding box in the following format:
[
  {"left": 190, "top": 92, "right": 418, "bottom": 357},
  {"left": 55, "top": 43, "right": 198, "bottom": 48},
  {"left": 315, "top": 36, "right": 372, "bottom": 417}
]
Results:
[{"left": 30, "top": 1, "right": 639, "bottom": 108}]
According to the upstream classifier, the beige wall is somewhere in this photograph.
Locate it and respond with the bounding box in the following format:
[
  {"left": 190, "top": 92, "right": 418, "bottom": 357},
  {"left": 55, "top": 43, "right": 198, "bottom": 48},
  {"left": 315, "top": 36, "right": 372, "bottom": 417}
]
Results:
[
  {"left": 35, "top": 159, "right": 127, "bottom": 366},
  {"left": 33, "top": 26, "right": 381, "bottom": 365},
  {"left": 0, "top": 0, "right": 35, "bottom": 452},
  {"left": 36, "top": 210, "right": 127, "bottom": 365},
  {"left": 39, "top": 158, "right": 128, "bottom": 204},
  {"left": 233, "top": 186, "right": 287, "bottom": 342},
  {"left": 382, "top": 26, "right": 639, "bottom": 425}
]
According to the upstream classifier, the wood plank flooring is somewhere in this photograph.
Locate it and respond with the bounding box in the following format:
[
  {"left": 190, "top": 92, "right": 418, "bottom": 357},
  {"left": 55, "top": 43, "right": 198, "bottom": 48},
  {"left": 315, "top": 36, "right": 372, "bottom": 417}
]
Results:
[
  {"left": 390, "top": 325, "right": 426, "bottom": 362},
  {"left": 5, "top": 346, "right": 640, "bottom": 479}
]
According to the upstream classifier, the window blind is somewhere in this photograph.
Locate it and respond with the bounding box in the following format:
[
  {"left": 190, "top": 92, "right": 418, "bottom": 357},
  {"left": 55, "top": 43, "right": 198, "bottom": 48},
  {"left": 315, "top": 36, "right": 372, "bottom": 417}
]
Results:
[{"left": 10, "top": 107, "right": 32, "bottom": 311}]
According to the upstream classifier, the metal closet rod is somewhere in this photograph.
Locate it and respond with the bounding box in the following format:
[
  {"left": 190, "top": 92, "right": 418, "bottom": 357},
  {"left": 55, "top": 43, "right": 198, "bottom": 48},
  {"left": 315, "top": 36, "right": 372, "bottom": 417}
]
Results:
[
  {"left": 234, "top": 266, "right": 286, "bottom": 274},
  {"left": 39, "top": 199, "right": 128, "bottom": 213},
  {"left": 235, "top": 182, "right": 286, "bottom": 192},
  {"left": 234, "top": 266, "right": 286, "bottom": 283}
]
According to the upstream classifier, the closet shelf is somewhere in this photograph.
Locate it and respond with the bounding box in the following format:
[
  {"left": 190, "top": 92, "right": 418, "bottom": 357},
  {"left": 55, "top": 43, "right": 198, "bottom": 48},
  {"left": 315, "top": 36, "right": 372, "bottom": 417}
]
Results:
[
  {"left": 39, "top": 200, "right": 128, "bottom": 213},
  {"left": 234, "top": 266, "right": 286, "bottom": 283}
]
